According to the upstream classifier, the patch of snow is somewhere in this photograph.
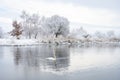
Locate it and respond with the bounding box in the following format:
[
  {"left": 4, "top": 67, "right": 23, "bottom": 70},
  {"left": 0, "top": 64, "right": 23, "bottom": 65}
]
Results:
[{"left": 0, "top": 39, "right": 39, "bottom": 46}]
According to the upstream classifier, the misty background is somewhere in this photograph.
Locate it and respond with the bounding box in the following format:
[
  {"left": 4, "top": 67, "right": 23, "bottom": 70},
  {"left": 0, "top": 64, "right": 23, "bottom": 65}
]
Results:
[{"left": 0, "top": 0, "right": 120, "bottom": 34}]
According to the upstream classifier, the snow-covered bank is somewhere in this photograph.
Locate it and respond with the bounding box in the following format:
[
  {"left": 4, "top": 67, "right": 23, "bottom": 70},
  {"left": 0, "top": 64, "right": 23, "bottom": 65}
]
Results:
[
  {"left": 0, "top": 38, "right": 120, "bottom": 46},
  {"left": 0, "top": 39, "right": 39, "bottom": 46}
]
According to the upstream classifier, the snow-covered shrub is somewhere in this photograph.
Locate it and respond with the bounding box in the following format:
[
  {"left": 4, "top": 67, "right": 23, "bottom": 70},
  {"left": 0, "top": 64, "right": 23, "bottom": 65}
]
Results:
[
  {"left": 93, "top": 31, "right": 107, "bottom": 42},
  {"left": 69, "top": 27, "right": 90, "bottom": 40}
]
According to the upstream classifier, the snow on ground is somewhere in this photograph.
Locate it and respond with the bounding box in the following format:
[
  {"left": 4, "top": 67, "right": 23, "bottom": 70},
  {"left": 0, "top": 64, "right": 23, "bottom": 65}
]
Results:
[
  {"left": 0, "top": 38, "right": 120, "bottom": 46},
  {"left": 0, "top": 39, "right": 39, "bottom": 46}
]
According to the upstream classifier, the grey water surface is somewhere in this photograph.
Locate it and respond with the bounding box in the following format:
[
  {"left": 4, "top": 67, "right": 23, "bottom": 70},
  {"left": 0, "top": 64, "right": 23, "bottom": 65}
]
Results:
[{"left": 0, "top": 45, "right": 120, "bottom": 80}]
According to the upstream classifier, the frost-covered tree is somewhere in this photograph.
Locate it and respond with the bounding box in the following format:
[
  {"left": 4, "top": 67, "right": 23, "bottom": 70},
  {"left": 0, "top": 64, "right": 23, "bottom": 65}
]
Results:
[
  {"left": 94, "top": 31, "right": 106, "bottom": 39},
  {"left": 20, "top": 11, "right": 70, "bottom": 39},
  {"left": 34, "top": 17, "right": 46, "bottom": 39},
  {"left": 20, "top": 11, "right": 41, "bottom": 39},
  {"left": 9, "top": 21, "right": 23, "bottom": 39},
  {"left": 78, "top": 27, "right": 89, "bottom": 38},
  {"left": 42, "top": 15, "right": 69, "bottom": 38},
  {"left": 106, "top": 31, "right": 120, "bottom": 42},
  {"left": 70, "top": 27, "right": 90, "bottom": 39}
]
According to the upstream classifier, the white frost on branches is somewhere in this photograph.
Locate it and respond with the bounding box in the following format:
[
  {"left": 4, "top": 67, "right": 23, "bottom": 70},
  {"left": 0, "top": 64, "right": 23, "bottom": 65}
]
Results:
[
  {"left": 42, "top": 15, "right": 69, "bottom": 38},
  {"left": 20, "top": 11, "right": 42, "bottom": 39},
  {"left": 20, "top": 11, "right": 69, "bottom": 39},
  {"left": 70, "top": 27, "right": 90, "bottom": 39}
]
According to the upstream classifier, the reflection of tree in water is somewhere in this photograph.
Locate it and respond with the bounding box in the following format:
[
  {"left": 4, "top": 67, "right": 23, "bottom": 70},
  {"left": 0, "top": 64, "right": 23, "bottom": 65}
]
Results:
[
  {"left": 14, "top": 47, "right": 41, "bottom": 67},
  {"left": 13, "top": 45, "right": 70, "bottom": 71},
  {"left": 14, "top": 47, "right": 21, "bottom": 65}
]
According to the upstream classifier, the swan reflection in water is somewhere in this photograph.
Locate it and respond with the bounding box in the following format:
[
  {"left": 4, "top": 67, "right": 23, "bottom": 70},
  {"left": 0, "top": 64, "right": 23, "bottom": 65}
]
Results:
[{"left": 13, "top": 45, "right": 70, "bottom": 72}]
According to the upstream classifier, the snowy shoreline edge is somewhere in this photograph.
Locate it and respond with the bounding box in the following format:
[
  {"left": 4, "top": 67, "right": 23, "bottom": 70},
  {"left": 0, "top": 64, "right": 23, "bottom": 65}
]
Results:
[{"left": 0, "top": 39, "right": 120, "bottom": 46}]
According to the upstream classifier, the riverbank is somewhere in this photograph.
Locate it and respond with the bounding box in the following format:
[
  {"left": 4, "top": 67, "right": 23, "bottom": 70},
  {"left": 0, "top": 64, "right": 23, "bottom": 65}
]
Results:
[{"left": 0, "top": 38, "right": 120, "bottom": 46}]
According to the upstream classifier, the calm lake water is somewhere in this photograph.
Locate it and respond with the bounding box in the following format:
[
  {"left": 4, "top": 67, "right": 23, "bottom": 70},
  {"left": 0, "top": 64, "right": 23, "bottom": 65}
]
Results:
[{"left": 0, "top": 45, "right": 120, "bottom": 80}]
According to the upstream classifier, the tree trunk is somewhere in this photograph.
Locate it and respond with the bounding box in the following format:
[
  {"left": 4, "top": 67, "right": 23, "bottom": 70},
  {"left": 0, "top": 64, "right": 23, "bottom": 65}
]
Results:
[
  {"left": 55, "top": 33, "right": 58, "bottom": 38},
  {"left": 35, "top": 33, "right": 38, "bottom": 39},
  {"left": 29, "top": 33, "right": 31, "bottom": 39},
  {"left": 16, "top": 36, "right": 20, "bottom": 39}
]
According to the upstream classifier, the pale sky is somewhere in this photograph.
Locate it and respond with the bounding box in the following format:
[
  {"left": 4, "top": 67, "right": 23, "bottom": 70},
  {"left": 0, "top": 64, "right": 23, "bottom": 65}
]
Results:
[{"left": 0, "top": 0, "right": 120, "bottom": 33}]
